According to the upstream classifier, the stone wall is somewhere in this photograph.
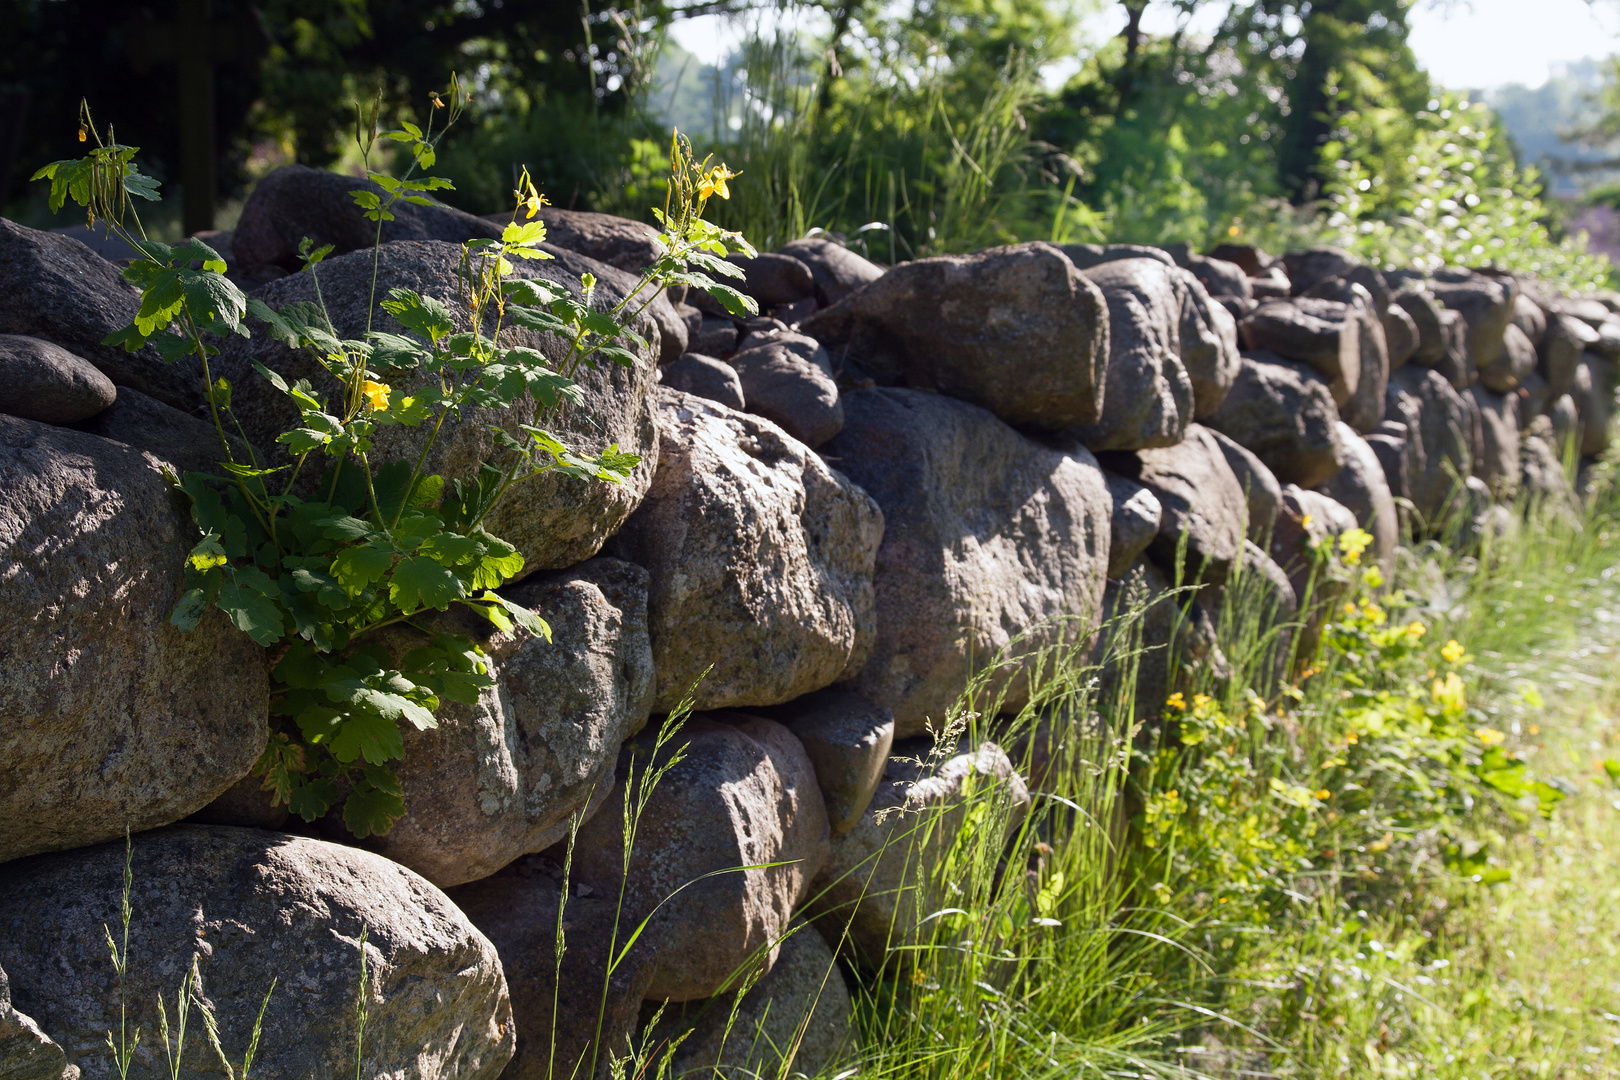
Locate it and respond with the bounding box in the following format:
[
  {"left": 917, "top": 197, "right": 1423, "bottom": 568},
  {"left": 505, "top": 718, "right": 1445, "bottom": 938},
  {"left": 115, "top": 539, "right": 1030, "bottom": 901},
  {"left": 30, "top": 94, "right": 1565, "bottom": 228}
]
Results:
[{"left": 3, "top": 169, "right": 1614, "bottom": 1078}]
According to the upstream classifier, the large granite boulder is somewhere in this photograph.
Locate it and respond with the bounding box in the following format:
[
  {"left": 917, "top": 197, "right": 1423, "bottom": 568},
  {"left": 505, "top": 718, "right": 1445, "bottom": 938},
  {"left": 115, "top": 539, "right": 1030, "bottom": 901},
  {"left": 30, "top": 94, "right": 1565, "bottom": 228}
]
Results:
[
  {"left": 606, "top": 389, "right": 882, "bottom": 712},
  {"left": 804, "top": 740, "right": 1029, "bottom": 966},
  {"left": 1238, "top": 298, "right": 1360, "bottom": 405},
  {"left": 801, "top": 242, "right": 1108, "bottom": 430},
  {"left": 512, "top": 206, "right": 662, "bottom": 272},
  {"left": 0, "top": 416, "right": 268, "bottom": 863},
  {"left": 0, "top": 334, "right": 116, "bottom": 425},
  {"left": 1468, "top": 386, "right": 1521, "bottom": 499},
  {"left": 1317, "top": 423, "right": 1399, "bottom": 568},
  {"left": 0, "top": 218, "right": 201, "bottom": 411},
  {"left": 345, "top": 559, "right": 656, "bottom": 887},
  {"left": 1103, "top": 470, "right": 1163, "bottom": 577},
  {"left": 726, "top": 252, "right": 816, "bottom": 307},
  {"left": 1098, "top": 425, "right": 1248, "bottom": 589},
  {"left": 233, "top": 164, "right": 502, "bottom": 274},
  {"left": 219, "top": 240, "right": 662, "bottom": 575},
  {"left": 1059, "top": 243, "right": 1174, "bottom": 270},
  {"left": 0, "top": 964, "right": 67, "bottom": 1080},
  {"left": 727, "top": 334, "right": 844, "bottom": 447},
  {"left": 1382, "top": 303, "right": 1419, "bottom": 369},
  {"left": 450, "top": 855, "right": 661, "bottom": 1080},
  {"left": 0, "top": 826, "right": 513, "bottom": 1080},
  {"left": 1388, "top": 366, "right": 1474, "bottom": 528},
  {"left": 643, "top": 922, "right": 854, "bottom": 1080},
  {"left": 1294, "top": 279, "right": 1389, "bottom": 432},
  {"left": 1281, "top": 247, "right": 1362, "bottom": 295},
  {"left": 778, "top": 238, "right": 886, "bottom": 307},
  {"left": 1204, "top": 352, "right": 1345, "bottom": 488},
  {"left": 67, "top": 385, "right": 240, "bottom": 473},
  {"left": 570, "top": 715, "right": 831, "bottom": 1001},
  {"left": 823, "top": 388, "right": 1112, "bottom": 739},
  {"left": 1396, "top": 287, "right": 1473, "bottom": 387},
  {"left": 760, "top": 689, "right": 896, "bottom": 836},
  {"left": 1208, "top": 427, "right": 1282, "bottom": 541},
  {"left": 1429, "top": 272, "right": 1517, "bottom": 378}
]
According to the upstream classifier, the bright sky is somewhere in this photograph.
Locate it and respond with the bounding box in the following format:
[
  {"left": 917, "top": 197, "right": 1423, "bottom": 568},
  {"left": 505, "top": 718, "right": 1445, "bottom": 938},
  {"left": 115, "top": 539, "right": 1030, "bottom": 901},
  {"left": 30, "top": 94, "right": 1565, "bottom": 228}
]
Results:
[{"left": 668, "top": 0, "right": 1620, "bottom": 91}]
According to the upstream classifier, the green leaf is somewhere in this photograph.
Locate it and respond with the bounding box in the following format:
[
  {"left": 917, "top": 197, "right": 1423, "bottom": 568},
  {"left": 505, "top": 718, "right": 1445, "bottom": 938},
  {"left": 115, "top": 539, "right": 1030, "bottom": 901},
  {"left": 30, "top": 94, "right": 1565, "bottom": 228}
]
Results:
[
  {"left": 703, "top": 283, "right": 759, "bottom": 318},
  {"left": 102, "top": 323, "right": 150, "bottom": 353},
  {"left": 331, "top": 543, "right": 395, "bottom": 594},
  {"left": 218, "top": 580, "right": 286, "bottom": 646},
  {"left": 479, "top": 591, "right": 552, "bottom": 640},
  {"left": 179, "top": 268, "right": 249, "bottom": 335},
  {"left": 329, "top": 710, "right": 406, "bottom": 766},
  {"left": 171, "top": 588, "right": 210, "bottom": 633},
  {"left": 342, "top": 768, "right": 406, "bottom": 838},
  {"left": 390, "top": 555, "right": 463, "bottom": 613},
  {"left": 420, "top": 531, "right": 483, "bottom": 564},
  {"left": 381, "top": 289, "right": 456, "bottom": 343},
  {"left": 287, "top": 775, "right": 341, "bottom": 822}
]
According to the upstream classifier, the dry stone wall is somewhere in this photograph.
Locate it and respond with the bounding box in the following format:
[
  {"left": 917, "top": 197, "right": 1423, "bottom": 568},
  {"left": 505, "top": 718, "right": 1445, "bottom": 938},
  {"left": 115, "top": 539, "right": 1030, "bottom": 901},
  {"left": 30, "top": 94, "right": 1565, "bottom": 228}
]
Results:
[{"left": 4, "top": 170, "right": 1616, "bottom": 1078}]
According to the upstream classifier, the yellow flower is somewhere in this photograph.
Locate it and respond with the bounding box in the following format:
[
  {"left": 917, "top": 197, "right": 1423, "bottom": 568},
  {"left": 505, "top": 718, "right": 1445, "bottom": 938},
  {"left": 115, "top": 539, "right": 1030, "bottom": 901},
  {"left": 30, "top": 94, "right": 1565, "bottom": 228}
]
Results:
[
  {"left": 1300, "top": 513, "right": 1314, "bottom": 530},
  {"left": 1441, "top": 639, "right": 1466, "bottom": 664},
  {"left": 361, "top": 379, "right": 391, "bottom": 411},
  {"left": 1475, "top": 727, "right": 1506, "bottom": 747},
  {"left": 1406, "top": 621, "right": 1426, "bottom": 639},
  {"left": 77, "top": 123, "right": 88, "bottom": 143},
  {"left": 1345, "top": 731, "right": 1359, "bottom": 745},
  {"left": 1338, "top": 527, "right": 1373, "bottom": 565},
  {"left": 1528, "top": 724, "right": 1540, "bottom": 735},
  {"left": 514, "top": 178, "right": 548, "bottom": 220},
  {"left": 1314, "top": 789, "right": 1331, "bottom": 800},
  {"left": 429, "top": 91, "right": 445, "bottom": 109},
  {"left": 1165, "top": 692, "right": 1186, "bottom": 712},
  {"left": 698, "top": 164, "right": 738, "bottom": 201}
]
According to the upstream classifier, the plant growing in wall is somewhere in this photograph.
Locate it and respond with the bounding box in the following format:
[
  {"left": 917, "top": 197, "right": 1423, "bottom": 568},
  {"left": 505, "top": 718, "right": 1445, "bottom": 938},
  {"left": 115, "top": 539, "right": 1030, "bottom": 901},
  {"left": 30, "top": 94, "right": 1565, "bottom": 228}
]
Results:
[{"left": 35, "top": 86, "right": 757, "bottom": 837}]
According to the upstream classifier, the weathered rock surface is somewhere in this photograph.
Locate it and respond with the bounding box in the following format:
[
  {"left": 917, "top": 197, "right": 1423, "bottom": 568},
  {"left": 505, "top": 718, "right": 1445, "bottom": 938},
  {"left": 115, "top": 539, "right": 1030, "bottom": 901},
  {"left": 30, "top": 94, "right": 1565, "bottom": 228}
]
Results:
[
  {"left": 662, "top": 352, "right": 746, "bottom": 410},
  {"left": 1059, "top": 243, "right": 1174, "bottom": 270},
  {"left": 1282, "top": 247, "right": 1362, "bottom": 295},
  {"left": 1430, "top": 273, "right": 1517, "bottom": 377},
  {"left": 1238, "top": 298, "right": 1360, "bottom": 405},
  {"left": 1181, "top": 253, "right": 1252, "bottom": 301},
  {"left": 0, "top": 218, "right": 201, "bottom": 411},
  {"left": 645, "top": 922, "right": 854, "bottom": 1080},
  {"left": 1540, "top": 313, "right": 1595, "bottom": 396},
  {"left": 519, "top": 206, "right": 663, "bottom": 272},
  {"left": 571, "top": 715, "right": 831, "bottom": 1001},
  {"left": 1574, "top": 354, "right": 1613, "bottom": 458},
  {"left": 1388, "top": 366, "right": 1474, "bottom": 526},
  {"left": 1069, "top": 259, "right": 1195, "bottom": 449},
  {"left": 823, "top": 388, "right": 1111, "bottom": 738},
  {"left": 1479, "top": 322, "right": 1538, "bottom": 393},
  {"left": 221, "top": 240, "right": 662, "bottom": 575},
  {"left": 1548, "top": 392, "right": 1581, "bottom": 460},
  {"left": 1383, "top": 303, "right": 1420, "bottom": 369},
  {"left": 0, "top": 826, "right": 513, "bottom": 1080},
  {"left": 607, "top": 389, "right": 881, "bottom": 711},
  {"left": 805, "top": 740, "right": 1029, "bottom": 965},
  {"left": 1397, "top": 288, "right": 1473, "bottom": 387},
  {"left": 66, "top": 385, "right": 240, "bottom": 474},
  {"left": 0, "top": 334, "right": 116, "bottom": 425},
  {"left": 1178, "top": 269, "right": 1243, "bottom": 416},
  {"left": 1104, "top": 470, "right": 1163, "bottom": 577},
  {"left": 450, "top": 855, "right": 658, "bottom": 1080},
  {"left": 727, "top": 252, "right": 816, "bottom": 307},
  {"left": 1208, "top": 426, "right": 1283, "bottom": 541},
  {"left": 1520, "top": 417, "right": 1577, "bottom": 512},
  {"left": 0, "top": 416, "right": 268, "bottom": 863},
  {"left": 0, "top": 964, "right": 67, "bottom": 1080},
  {"left": 1468, "top": 386, "right": 1521, "bottom": 499},
  {"left": 1099, "top": 425, "right": 1247, "bottom": 588},
  {"left": 351, "top": 559, "right": 656, "bottom": 887},
  {"left": 1513, "top": 293, "right": 1548, "bottom": 346},
  {"left": 1270, "top": 485, "right": 1358, "bottom": 600},
  {"left": 779, "top": 238, "right": 887, "bottom": 307},
  {"left": 1317, "top": 423, "right": 1398, "bottom": 568},
  {"left": 763, "top": 689, "right": 896, "bottom": 836},
  {"left": 234, "top": 164, "right": 502, "bottom": 273},
  {"left": 1204, "top": 352, "right": 1346, "bottom": 488},
  {"left": 1294, "top": 279, "right": 1389, "bottom": 432},
  {"left": 728, "top": 335, "right": 844, "bottom": 447},
  {"left": 802, "top": 242, "right": 1108, "bottom": 430}
]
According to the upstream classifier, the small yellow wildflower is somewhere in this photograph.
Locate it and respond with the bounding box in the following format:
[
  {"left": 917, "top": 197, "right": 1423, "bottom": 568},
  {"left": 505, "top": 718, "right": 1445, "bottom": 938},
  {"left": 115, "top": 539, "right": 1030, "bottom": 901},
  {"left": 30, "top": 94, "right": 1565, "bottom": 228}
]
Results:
[
  {"left": 1346, "top": 731, "right": 1359, "bottom": 745},
  {"left": 1406, "top": 621, "right": 1426, "bottom": 639},
  {"left": 361, "top": 379, "right": 391, "bottom": 411},
  {"left": 429, "top": 91, "right": 445, "bottom": 109},
  {"left": 1441, "top": 639, "right": 1466, "bottom": 664},
  {"left": 1338, "top": 527, "right": 1373, "bottom": 565},
  {"left": 1528, "top": 724, "right": 1540, "bottom": 735},
  {"left": 1344, "top": 602, "right": 1358, "bottom": 615},
  {"left": 515, "top": 177, "right": 548, "bottom": 220},
  {"left": 1475, "top": 727, "right": 1506, "bottom": 747},
  {"left": 77, "top": 122, "right": 88, "bottom": 143},
  {"left": 698, "top": 164, "right": 738, "bottom": 201},
  {"left": 1300, "top": 513, "right": 1314, "bottom": 530},
  {"left": 1192, "top": 693, "right": 1212, "bottom": 708},
  {"left": 1165, "top": 692, "right": 1186, "bottom": 711},
  {"left": 1314, "top": 789, "right": 1332, "bottom": 800}
]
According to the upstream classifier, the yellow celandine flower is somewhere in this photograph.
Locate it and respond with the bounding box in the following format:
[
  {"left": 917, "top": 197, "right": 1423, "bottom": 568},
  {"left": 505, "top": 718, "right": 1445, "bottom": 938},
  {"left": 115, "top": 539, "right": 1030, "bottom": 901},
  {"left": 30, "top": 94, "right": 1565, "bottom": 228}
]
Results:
[
  {"left": 1475, "top": 727, "right": 1506, "bottom": 747},
  {"left": 1406, "top": 621, "right": 1426, "bottom": 639},
  {"left": 1300, "top": 513, "right": 1314, "bottom": 530},
  {"left": 1314, "top": 789, "right": 1331, "bottom": 800},
  {"left": 1338, "top": 527, "right": 1373, "bottom": 565},
  {"left": 1345, "top": 731, "right": 1359, "bottom": 745},
  {"left": 430, "top": 92, "right": 445, "bottom": 109},
  {"left": 698, "top": 164, "right": 738, "bottom": 201},
  {"left": 1441, "top": 639, "right": 1466, "bottom": 663},
  {"left": 361, "top": 379, "right": 391, "bottom": 411},
  {"left": 1165, "top": 691, "right": 1186, "bottom": 711},
  {"left": 515, "top": 178, "right": 548, "bottom": 220}
]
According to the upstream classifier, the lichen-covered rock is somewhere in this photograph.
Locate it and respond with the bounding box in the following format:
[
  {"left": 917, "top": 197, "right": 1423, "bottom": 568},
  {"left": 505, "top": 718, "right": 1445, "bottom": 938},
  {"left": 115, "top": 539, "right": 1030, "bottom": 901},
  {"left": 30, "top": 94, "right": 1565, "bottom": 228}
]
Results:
[
  {"left": 0, "top": 416, "right": 268, "bottom": 863},
  {"left": 824, "top": 388, "right": 1111, "bottom": 738},
  {"left": 801, "top": 242, "right": 1108, "bottom": 430},
  {"left": 348, "top": 559, "right": 656, "bottom": 887},
  {"left": 644, "top": 922, "right": 854, "bottom": 1080},
  {"left": 763, "top": 689, "right": 896, "bottom": 836},
  {"left": 234, "top": 164, "right": 502, "bottom": 274},
  {"left": 804, "top": 740, "right": 1029, "bottom": 966},
  {"left": 0, "top": 218, "right": 201, "bottom": 411},
  {"left": 0, "top": 826, "right": 514, "bottom": 1080},
  {"left": 571, "top": 715, "right": 831, "bottom": 1001},
  {"left": 778, "top": 238, "right": 886, "bottom": 307},
  {"left": 1099, "top": 424, "right": 1249, "bottom": 589},
  {"left": 1317, "top": 423, "right": 1398, "bottom": 568},
  {"left": 662, "top": 352, "right": 746, "bottom": 410},
  {"left": 1058, "top": 243, "right": 1174, "bottom": 270},
  {"left": 607, "top": 389, "right": 882, "bottom": 712},
  {"left": 1103, "top": 470, "right": 1162, "bottom": 578},
  {"left": 0, "top": 334, "right": 116, "bottom": 425},
  {"left": 220, "top": 240, "right": 661, "bottom": 576},
  {"left": 1204, "top": 352, "right": 1345, "bottom": 488},
  {"left": 449, "top": 855, "right": 658, "bottom": 1080},
  {"left": 0, "top": 964, "right": 67, "bottom": 1080}
]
